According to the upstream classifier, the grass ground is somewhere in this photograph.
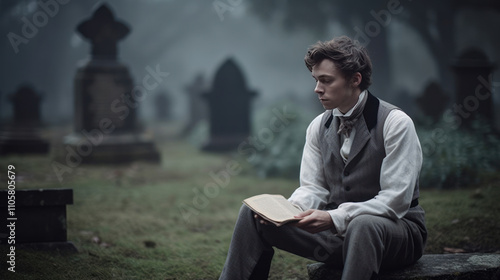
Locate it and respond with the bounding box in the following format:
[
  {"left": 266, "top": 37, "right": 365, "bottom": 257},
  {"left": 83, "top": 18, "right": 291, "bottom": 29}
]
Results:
[{"left": 1, "top": 137, "right": 499, "bottom": 279}]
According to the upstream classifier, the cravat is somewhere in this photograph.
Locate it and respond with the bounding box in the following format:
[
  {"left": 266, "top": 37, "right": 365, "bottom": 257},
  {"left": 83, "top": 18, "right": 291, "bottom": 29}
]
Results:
[{"left": 337, "top": 92, "right": 368, "bottom": 138}]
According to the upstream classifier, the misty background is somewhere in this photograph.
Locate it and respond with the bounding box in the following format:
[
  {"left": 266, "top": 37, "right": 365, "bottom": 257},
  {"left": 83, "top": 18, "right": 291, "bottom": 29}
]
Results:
[{"left": 0, "top": 0, "right": 499, "bottom": 128}]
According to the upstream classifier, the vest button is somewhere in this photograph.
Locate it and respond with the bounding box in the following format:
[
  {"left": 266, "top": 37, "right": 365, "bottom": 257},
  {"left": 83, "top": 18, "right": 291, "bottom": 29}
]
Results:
[
  {"left": 344, "top": 170, "right": 349, "bottom": 176},
  {"left": 345, "top": 186, "right": 351, "bottom": 191}
]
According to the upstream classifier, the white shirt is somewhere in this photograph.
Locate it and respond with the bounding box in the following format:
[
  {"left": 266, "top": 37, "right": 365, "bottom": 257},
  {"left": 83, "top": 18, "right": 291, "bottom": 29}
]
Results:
[
  {"left": 332, "top": 90, "right": 367, "bottom": 163},
  {"left": 288, "top": 98, "right": 423, "bottom": 236}
]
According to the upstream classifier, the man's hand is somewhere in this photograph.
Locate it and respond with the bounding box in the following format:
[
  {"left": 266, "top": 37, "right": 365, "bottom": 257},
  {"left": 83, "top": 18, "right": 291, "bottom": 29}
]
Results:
[
  {"left": 293, "top": 209, "right": 334, "bottom": 233},
  {"left": 254, "top": 214, "right": 270, "bottom": 225}
]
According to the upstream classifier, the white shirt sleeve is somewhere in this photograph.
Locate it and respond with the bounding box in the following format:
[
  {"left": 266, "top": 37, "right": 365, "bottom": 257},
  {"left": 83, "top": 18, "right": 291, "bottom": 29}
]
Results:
[
  {"left": 327, "top": 109, "right": 423, "bottom": 236},
  {"left": 288, "top": 112, "right": 330, "bottom": 211}
]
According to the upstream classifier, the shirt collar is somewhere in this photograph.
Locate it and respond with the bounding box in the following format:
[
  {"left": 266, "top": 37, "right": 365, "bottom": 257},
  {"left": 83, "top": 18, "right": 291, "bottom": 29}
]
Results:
[{"left": 332, "top": 90, "right": 367, "bottom": 118}]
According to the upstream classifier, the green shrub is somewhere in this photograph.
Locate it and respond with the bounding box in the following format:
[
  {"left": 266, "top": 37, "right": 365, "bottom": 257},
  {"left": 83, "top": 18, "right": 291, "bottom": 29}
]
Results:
[
  {"left": 417, "top": 117, "right": 500, "bottom": 189},
  {"left": 248, "top": 103, "right": 315, "bottom": 179},
  {"left": 250, "top": 106, "right": 500, "bottom": 189}
]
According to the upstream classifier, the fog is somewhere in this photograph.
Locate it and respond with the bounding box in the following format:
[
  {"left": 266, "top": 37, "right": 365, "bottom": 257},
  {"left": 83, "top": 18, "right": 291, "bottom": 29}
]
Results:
[{"left": 1, "top": 0, "right": 499, "bottom": 127}]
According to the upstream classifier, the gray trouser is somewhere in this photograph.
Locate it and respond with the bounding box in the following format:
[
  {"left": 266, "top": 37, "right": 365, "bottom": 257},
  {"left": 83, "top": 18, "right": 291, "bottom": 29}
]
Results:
[{"left": 219, "top": 205, "right": 426, "bottom": 280}]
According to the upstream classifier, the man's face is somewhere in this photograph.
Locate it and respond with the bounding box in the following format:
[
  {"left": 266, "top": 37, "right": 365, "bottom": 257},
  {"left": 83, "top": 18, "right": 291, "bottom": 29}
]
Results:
[{"left": 311, "top": 59, "right": 360, "bottom": 113}]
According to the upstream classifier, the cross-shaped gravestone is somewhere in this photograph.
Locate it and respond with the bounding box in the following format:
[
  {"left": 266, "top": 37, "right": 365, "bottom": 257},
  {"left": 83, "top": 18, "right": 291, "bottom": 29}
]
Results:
[
  {"left": 61, "top": 4, "right": 160, "bottom": 164},
  {"left": 77, "top": 4, "right": 129, "bottom": 60},
  {"left": 73, "top": 4, "right": 135, "bottom": 134}
]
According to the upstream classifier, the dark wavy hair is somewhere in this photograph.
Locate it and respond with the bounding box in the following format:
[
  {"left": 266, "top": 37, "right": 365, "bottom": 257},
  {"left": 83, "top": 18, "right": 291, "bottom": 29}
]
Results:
[{"left": 304, "top": 36, "right": 372, "bottom": 91}]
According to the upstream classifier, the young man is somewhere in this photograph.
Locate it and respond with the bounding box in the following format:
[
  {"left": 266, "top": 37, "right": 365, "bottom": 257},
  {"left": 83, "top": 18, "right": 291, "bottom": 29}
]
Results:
[{"left": 219, "top": 36, "right": 426, "bottom": 280}]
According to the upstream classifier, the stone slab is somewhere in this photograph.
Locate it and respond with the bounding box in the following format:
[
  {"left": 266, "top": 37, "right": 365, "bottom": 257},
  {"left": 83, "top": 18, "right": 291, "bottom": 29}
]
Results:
[
  {"left": 308, "top": 253, "right": 500, "bottom": 280},
  {"left": 0, "top": 189, "right": 73, "bottom": 207},
  {"left": 62, "top": 133, "right": 160, "bottom": 164}
]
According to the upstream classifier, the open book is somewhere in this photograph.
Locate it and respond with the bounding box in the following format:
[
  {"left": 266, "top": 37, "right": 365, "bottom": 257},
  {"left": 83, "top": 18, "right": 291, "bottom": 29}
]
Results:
[{"left": 243, "top": 194, "right": 303, "bottom": 226}]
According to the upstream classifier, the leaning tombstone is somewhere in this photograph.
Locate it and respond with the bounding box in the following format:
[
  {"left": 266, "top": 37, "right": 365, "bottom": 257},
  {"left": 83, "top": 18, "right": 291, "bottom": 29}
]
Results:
[
  {"left": 452, "top": 48, "right": 496, "bottom": 128},
  {"left": 202, "top": 58, "right": 257, "bottom": 151},
  {"left": 0, "top": 85, "right": 50, "bottom": 155},
  {"left": 62, "top": 4, "right": 160, "bottom": 164}
]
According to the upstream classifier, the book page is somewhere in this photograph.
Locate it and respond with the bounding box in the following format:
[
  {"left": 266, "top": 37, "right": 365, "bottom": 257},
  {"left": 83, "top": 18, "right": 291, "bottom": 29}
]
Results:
[{"left": 243, "top": 194, "right": 302, "bottom": 224}]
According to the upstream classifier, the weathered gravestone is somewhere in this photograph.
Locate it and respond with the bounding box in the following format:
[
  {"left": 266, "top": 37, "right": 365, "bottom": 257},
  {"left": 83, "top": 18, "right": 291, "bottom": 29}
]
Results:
[
  {"left": 0, "top": 86, "right": 49, "bottom": 155},
  {"left": 63, "top": 4, "right": 160, "bottom": 164},
  {"left": 154, "top": 91, "right": 171, "bottom": 121},
  {"left": 182, "top": 73, "right": 207, "bottom": 136},
  {"left": 452, "top": 49, "right": 496, "bottom": 128},
  {"left": 416, "top": 81, "right": 450, "bottom": 122},
  {"left": 202, "top": 58, "right": 256, "bottom": 151},
  {"left": 0, "top": 188, "right": 77, "bottom": 252}
]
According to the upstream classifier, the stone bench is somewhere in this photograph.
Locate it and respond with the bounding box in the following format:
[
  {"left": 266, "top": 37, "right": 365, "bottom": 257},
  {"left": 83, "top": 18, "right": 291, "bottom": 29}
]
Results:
[{"left": 308, "top": 253, "right": 500, "bottom": 280}]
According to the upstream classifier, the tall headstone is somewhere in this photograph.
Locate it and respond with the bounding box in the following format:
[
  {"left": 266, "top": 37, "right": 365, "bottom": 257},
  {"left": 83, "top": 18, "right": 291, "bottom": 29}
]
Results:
[
  {"left": 63, "top": 4, "right": 160, "bottom": 163},
  {"left": 452, "top": 49, "right": 496, "bottom": 128},
  {"left": 202, "top": 58, "right": 256, "bottom": 151},
  {"left": 0, "top": 86, "right": 49, "bottom": 155}
]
